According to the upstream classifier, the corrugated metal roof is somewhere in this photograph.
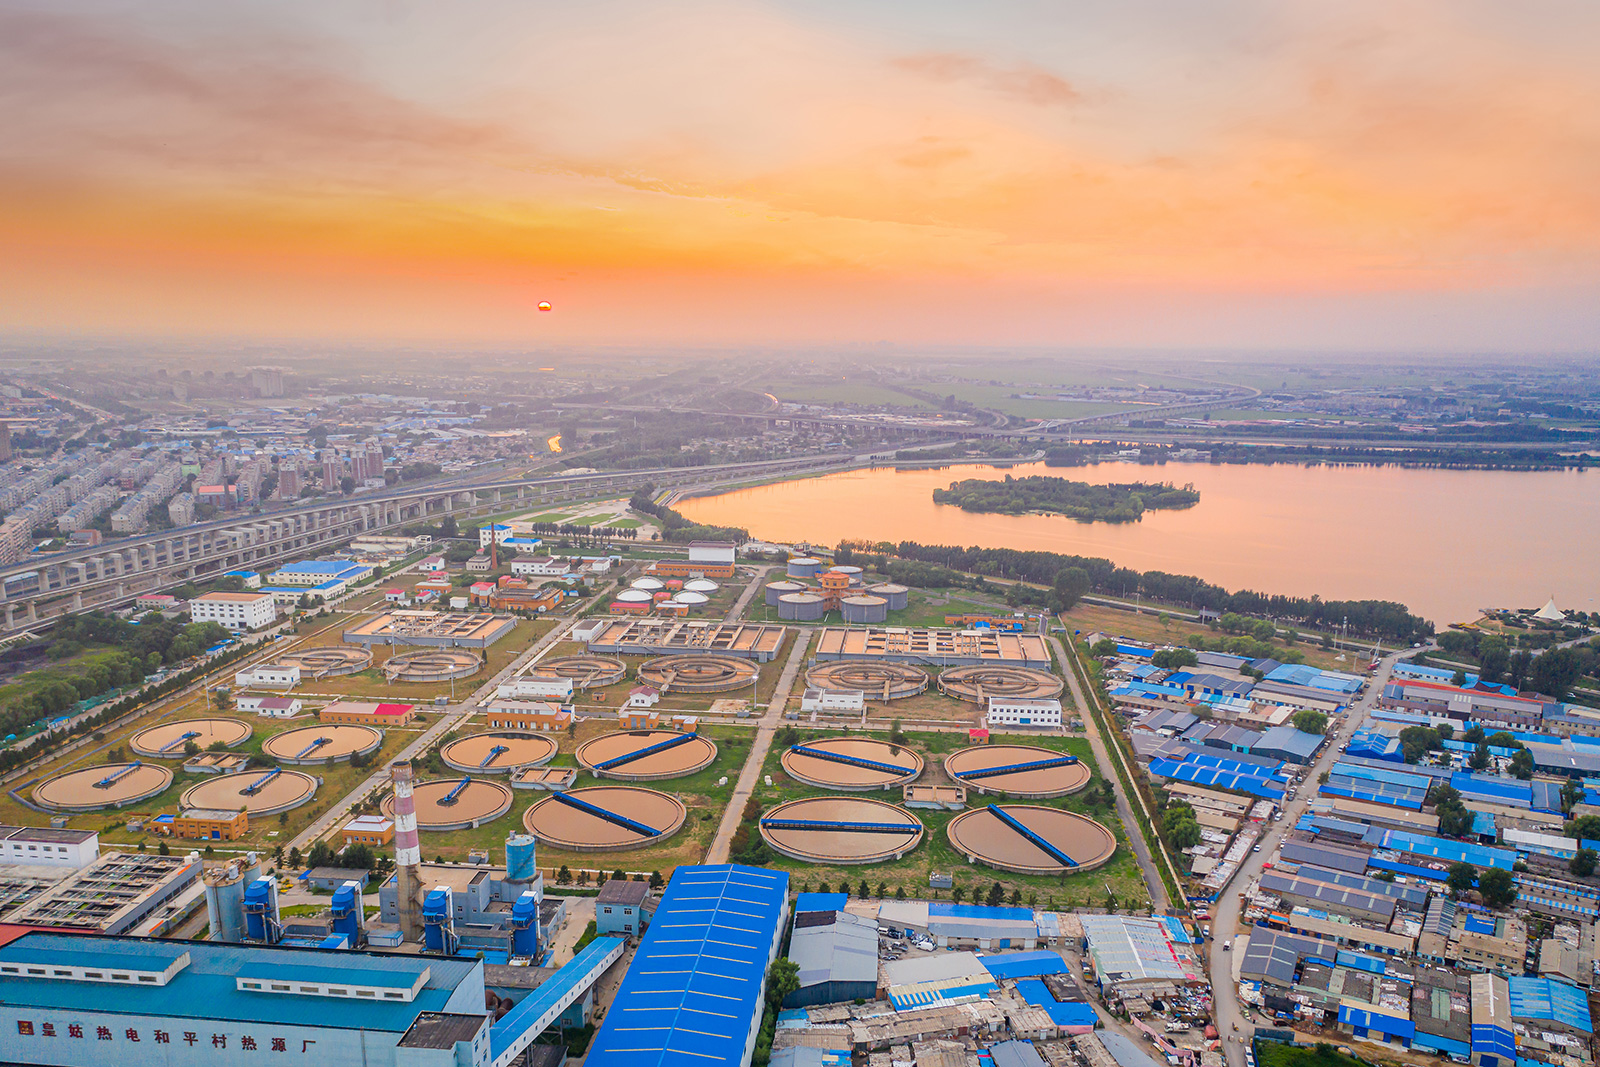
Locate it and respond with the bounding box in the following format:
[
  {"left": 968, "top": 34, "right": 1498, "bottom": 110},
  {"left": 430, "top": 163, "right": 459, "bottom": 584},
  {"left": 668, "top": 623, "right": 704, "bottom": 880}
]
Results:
[
  {"left": 981, "top": 951, "right": 1067, "bottom": 980},
  {"left": 1338, "top": 1004, "right": 1415, "bottom": 1040},
  {"left": 1508, "top": 976, "right": 1593, "bottom": 1034},
  {"left": 585, "top": 864, "right": 789, "bottom": 1067}
]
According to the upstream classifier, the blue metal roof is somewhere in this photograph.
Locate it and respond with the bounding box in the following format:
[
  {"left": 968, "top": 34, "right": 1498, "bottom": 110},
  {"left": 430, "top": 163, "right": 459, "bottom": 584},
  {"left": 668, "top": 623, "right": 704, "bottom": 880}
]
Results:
[
  {"left": 981, "top": 951, "right": 1067, "bottom": 980},
  {"left": 1451, "top": 771, "right": 1532, "bottom": 807},
  {"left": 585, "top": 864, "right": 789, "bottom": 1067},
  {"left": 489, "top": 936, "right": 624, "bottom": 1060},
  {"left": 1332, "top": 762, "right": 1433, "bottom": 790},
  {"left": 1147, "top": 758, "right": 1284, "bottom": 799},
  {"left": 1320, "top": 775, "right": 1426, "bottom": 810},
  {"left": 795, "top": 892, "right": 848, "bottom": 914},
  {"left": 274, "top": 561, "right": 370, "bottom": 575},
  {"left": 1363, "top": 828, "right": 1517, "bottom": 870},
  {"left": 1471, "top": 1024, "right": 1516, "bottom": 1063},
  {"left": 236, "top": 960, "right": 419, "bottom": 988},
  {"left": 1508, "top": 977, "right": 1593, "bottom": 1034},
  {"left": 1464, "top": 915, "right": 1497, "bottom": 936},
  {"left": 930, "top": 902, "right": 1034, "bottom": 921},
  {"left": 1338, "top": 1004, "right": 1415, "bottom": 1041},
  {"left": 0, "top": 933, "right": 475, "bottom": 1032},
  {"left": 1335, "top": 950, "right": 1386, "bottom": 974},
  {"left": 1012, "top": 980, "right": 1097, "bottom": 1028}
]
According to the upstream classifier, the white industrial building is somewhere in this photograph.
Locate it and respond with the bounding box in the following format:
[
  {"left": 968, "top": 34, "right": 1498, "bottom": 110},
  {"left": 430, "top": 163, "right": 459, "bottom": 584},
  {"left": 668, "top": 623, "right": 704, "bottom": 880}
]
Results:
[
  {"left": 496, "top": 678, "right": 575, "bottom": 701},
  {"left": 236, "top": 695, "right": 302, "bottom": 717},
  {"left": 687, "top": 541, "right": 736, "bottom": 566},
  {"left": 190, "top": 591, "right": 277, "bottom": 631},
  {"left": 985, "top": 697, "right": 1064, "bottom": 730},
  {"left": 800, "top": 688, "right": 865, "bottom": 714},
  {"left": 0, "top": 827, "right": 100, "bottom": 870},
  {"left": 235, "top": 664, "right": 302, "bottom": 689}
]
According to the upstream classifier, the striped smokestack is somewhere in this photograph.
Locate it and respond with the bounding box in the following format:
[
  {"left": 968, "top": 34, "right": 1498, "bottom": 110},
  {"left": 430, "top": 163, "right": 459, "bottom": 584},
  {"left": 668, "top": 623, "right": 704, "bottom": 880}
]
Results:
[{"left": 390, "top": 760, "right": 424, "bottom": 941}]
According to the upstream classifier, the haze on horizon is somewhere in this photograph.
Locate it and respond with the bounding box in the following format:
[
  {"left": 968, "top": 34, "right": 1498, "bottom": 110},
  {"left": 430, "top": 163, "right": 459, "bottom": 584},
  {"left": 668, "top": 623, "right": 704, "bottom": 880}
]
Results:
[{"left": 3, "top": 0, "right": 1599, "bottom": 351}]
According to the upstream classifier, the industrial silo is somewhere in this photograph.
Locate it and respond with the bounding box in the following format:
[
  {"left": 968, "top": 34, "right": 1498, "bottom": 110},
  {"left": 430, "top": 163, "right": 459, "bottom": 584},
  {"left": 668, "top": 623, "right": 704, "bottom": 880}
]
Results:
[
  {"left": 778, "top": 593, "right": 826, "bottom": 621},
  {"left": 828, "top": 565, "right": 865, "bottom": 586},
  {"left": 841, "top": 595, "right": 889, "bottom": 624},
  {"left": 787, "top": 557, "right": 822, "bottom": 579},
  {"left": 765, "top": 580, "right": 806, "bottom": 606},
  {"left": 203, "top": 853, "right": 260, "bottom": 944},
  {"left": 869, "top": 583, "right": 909, "bottom": 610},
  {"left": 504, "top": 832, "right": 538, "bottom": 883}
]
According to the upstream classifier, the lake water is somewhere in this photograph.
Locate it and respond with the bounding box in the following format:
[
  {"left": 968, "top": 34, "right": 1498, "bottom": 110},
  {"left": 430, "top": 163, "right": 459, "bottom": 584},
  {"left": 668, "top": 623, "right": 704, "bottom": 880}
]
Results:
[{"left": 676, "top": 460, "right": 1600, "bottom": 625}]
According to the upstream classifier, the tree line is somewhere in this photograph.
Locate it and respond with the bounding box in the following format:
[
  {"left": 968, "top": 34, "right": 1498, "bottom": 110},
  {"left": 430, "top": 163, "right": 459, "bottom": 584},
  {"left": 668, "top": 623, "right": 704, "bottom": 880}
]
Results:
[
  {"left": 628, "top": 488, "right": 749, "bottom": 544},
  {"left": 932, "top": 474, "right": 1199, "bottom": 523}
]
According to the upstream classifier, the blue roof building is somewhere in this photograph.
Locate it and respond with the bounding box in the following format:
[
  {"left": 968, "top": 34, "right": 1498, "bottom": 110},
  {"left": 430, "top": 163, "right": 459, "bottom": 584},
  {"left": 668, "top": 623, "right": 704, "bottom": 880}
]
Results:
[
  {"left": 1508, "top": 976, "right": 1593, "bottom": 1036},
  {"left": 585, "top": 864, "right": 789, "bottom": 1067},
  {"left": 1254, "top": 726, "right": 1323, "bottom": 764}
]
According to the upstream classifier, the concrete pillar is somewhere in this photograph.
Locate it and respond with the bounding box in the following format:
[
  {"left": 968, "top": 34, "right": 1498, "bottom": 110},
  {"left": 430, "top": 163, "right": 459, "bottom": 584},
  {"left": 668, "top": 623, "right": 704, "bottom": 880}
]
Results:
[
  {"left": 26, "top": 601, "right": 36, "bottom": 623},
  {"left": 72, "top": 592, "right": 82, "bottom": 611},
  {"left": 4, "top": 604, "right": 12, "bottom": 628}
]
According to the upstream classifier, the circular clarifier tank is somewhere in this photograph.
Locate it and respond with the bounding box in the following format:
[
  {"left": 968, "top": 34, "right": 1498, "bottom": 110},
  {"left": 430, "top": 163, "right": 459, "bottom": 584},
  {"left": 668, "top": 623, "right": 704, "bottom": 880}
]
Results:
[
  {"left": 441, "top": 732, "right": 558, "bottom": 774},
  {"left": 522, "top": 785, "right": 687, "bottom": 852},
  {"left": 804, "top": 661, "right": 928, "bottom": 701},
  {"left": 946, "top": 804, "right": 1116, "bottom": 875},
  {"left": 261, "top": 724, "right": 383, "bottom": 764},
  {"left": 130, "top": 717, "right": 253, "bottom": 759},
  {"left": 944, "top": 744, "right": 1092, "bottom": 798},
  {"left": 780, "top": 736, "right": 922, "bottom": 790},
  {"left": 576, "top": 730, "right": 717, "bottom": 780},
  {"left": 382, "top": 777, "right": 514, "bottom": 830},
  {"left": 181, "top": 768, "right": 319, "bottom": 817},
  {"left": 759, "top": 796, "right": 924, "bottom": 864},
  {"left": 34, "top": 762, "right": 174, "bottom": 811},
  {"left": 637, "top": 654, "right": 759, "bottom": 693},
  {"left": 938, "top": 665, "right": 1064, "bottom": 703},
  {"left": 521, "top": 655, "right": 626, "bottom": 689}
]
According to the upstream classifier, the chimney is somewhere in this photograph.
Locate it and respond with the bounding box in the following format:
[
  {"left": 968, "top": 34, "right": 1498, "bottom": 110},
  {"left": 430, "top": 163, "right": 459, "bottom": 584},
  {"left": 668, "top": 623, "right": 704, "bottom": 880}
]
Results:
[{"left": 390, "top": 761, "right": 424, "bottom": 941}]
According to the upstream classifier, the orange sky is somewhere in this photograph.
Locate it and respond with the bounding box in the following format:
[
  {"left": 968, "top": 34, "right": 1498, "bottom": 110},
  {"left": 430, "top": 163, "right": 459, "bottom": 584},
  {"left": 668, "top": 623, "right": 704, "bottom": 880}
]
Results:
[{"left": 2, "top": 1, "right": 1598, "bottom": 348}]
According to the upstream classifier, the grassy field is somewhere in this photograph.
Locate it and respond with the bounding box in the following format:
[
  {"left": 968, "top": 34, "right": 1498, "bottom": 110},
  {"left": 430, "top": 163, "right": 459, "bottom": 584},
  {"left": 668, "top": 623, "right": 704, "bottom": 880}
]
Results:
[
  {"left": 936, "top": 384, "right": 1146, "bottom": 421},
  {"left": 753, "top": 727, "right": 1149, "bottom": 910},
  {"left": 760, "top": 381, "right": 935, "bottom": 409},
  {"left": 1061, "top": 601, "right": 1360, "bottom": 671}
]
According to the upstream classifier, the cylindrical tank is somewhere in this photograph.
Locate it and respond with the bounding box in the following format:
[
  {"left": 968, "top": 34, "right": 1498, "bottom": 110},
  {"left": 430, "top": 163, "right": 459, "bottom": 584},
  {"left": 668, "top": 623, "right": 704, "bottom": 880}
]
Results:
[
  {"left": 630, "top": 577, "right": 665, "bottom": 592},
  {"left": 842, "top": 595, "right": 889, "bottom": 624},
  {"left": 615, "top": 589, "right": 653, "bottom": 604},
  {"left": 869, "top": 583, "right": 909, "bottom": 610},
  {"left": 787, "top": 557, "right": 822, "bottom": 579},
  {"left": 204, "top": 864, "right": 250, "bottom": 944},
  {"left": 778, "top": 593, "right": 826, "bottom": 621},
  {"left": 765, "top": 581, "right": 806, "bottom": 606},
  {"left": 504, "top": 832, "right": 538, "bottom": 882},
  {"left": 672, "top": 591, "right": 710, "bottom": 607},
  {"left": 684, "top": 578, "right": 719, "bottom": 594},
  {"left": 829, "top": 565, "right": 864, "bottom": 582}
]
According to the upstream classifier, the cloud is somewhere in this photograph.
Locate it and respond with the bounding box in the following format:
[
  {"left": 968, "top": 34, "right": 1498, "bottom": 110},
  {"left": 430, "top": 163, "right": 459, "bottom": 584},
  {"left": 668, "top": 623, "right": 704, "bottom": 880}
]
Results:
[{"left": 891, "top": 51, "right": 1081, "bottom": 107}]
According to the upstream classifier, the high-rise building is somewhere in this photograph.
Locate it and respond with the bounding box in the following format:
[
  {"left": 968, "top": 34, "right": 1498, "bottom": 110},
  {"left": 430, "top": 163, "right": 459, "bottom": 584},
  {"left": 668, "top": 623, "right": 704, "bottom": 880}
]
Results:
[
  {"left": 249, "top": 366, "right": 284, "bottom": 397},
  {"left": 275, "top": 462, "right": 300, "bottom": 499},
  {"left": 321, "top": 448, "right": 342, "bottom": 491}
]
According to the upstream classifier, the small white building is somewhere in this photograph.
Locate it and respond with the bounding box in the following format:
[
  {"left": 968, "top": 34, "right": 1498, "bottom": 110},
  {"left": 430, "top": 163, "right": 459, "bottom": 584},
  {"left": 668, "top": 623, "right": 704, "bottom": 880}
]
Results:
[
  {"left": 800, "top": 688, "right": 865, "bottom": 714},
  {"left": 0, "top": 827, "right": 99, "bottom": 870},
  {"left": 985, "top": 697, "right": 1064, "bottom": 730},
  {"left": 237, "top": 695, "right": 302, "bottom": 717},
  {"left": 235, "top": 664, "right": 302, "bottom": 689},
  {"left": 687, "top": 541, "right": 736, "bottom": 566},
  {"left": 625, "top": 686, "right": 661, "bottom": 709},
  {"left": 420, "top": 555, "right": 446, "bottom": 572},
  {"left": 511, "top": 556, "right": 571, "bottom": 577},
  {"left": 190, "top": 591, "right": 277, "bottom": 631},
  {"left": 497, "top": 677, "right": 576, "bottom": 701}
]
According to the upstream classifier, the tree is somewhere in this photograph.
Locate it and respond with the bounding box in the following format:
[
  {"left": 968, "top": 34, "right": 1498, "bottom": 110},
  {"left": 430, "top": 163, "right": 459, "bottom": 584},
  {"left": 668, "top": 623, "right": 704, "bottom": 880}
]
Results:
[
  {"left": 986, "top": 881, "right": 1006, "bottom": 907},
  {"left": 1568, "top": 815, "right": 1600, "bottom": 841},
  {"left": 1151, "top": 648, "right": 1199, "bottom": 670},
  {"left": 1010, "top": 888, "right": 1023, "bottom": 906},
  {"left": 1451, "top": 670, "right": 1467, "bottom": 687},
  {"left": 1445, "top": 861, "right": 1476, "bottom": 898},
  {"left": 1292, "top": 709, "right": 1328, "bottom": 735},
  {"left": 213, "top": 689, "right": 232, "bottom": 711},
  {"left": 649, "top": 870, "right": 665, "bottom": 890},
  {"left": 1478, "top": 867, "right": 1517, "bottom": 908},
  {"left": 1509, "top": 748, "right": 1535, "bottom": 780},
  {"left": 858, "top": 879, "right": 870, "bottom": 899},
  {"left": 157, "top": 839, "right": 170, "bottom": 855},
  {"left": 1090, "top": 638, "right": 1119, "bottom": 659},
  {"left": 288, "top": 846, "right": 301, "bottom": 867},
  {"left": 439, "top": 515, "right": 459, "bottom": 539},
  {"left": 765, "top": 958, "right": 801, "bottom": 1012},
  {"left": 1469, "top": 742, "right": 1492, "bottom": 770},
  {"left": 877, "top": 882, "right": 888, "bottom": 899},
  {"left": 1563, "top": 778, "right": 1588, "bottom": 815},
  {"left": 1462, "top": 725, "right": 1486, "bottom": 744},
  {"left": 1572, "top": 849, "right": 1598, "bottom": 878},
  {"left": 340, "top": 475, "right": 356, "bottom": 495},
  {"left": 1051, "top": 567, "right": 1091, "bottom": 613},
  {"left": 1478, "top": 635, "right": 1510, "bottom": 684},
  {"left": 557, "top": 865, "right": 572, "bottom": 885},
  {"left": 183, "top": 739, "right": 201, "bottom": 757},
  {"left": 895, "top": 886, "right": 907, "bottom": 900},
  {"left": 951, "top": 885, "right": 965, "bottom": 904},
  {"left": 1531, "top": 648, "right": 1582, "bottom": 700}
]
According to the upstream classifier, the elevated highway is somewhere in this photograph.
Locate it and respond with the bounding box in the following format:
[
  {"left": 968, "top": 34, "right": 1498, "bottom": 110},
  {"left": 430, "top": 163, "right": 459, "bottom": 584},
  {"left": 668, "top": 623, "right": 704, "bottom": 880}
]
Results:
[{"left": 0, "top": 452, "right": 856, "bottom": 634}]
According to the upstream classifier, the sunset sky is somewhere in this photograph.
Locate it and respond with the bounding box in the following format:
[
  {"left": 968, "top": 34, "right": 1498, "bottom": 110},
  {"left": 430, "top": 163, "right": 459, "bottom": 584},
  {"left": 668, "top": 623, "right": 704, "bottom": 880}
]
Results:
[{"left": 3, "top": 0, "right": 1598, "bottom": 348}]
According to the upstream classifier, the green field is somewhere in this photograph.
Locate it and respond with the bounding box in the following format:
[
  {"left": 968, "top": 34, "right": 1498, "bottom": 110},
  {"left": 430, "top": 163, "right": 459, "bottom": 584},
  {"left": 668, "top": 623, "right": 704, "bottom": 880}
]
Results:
[{"left": 760, "top": 381, "right": 935, "bottom": 409}]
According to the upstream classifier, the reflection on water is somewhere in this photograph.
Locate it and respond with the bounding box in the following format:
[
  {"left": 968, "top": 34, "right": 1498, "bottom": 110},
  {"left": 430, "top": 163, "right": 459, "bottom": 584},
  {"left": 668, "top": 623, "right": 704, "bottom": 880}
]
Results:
[{"left": 677, "top": 460, "right": 1600, "bottom": 624}]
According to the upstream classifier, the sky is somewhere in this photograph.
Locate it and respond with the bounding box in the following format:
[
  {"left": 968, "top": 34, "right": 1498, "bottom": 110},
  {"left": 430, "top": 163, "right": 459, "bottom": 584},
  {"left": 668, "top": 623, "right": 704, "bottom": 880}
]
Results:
[{"left": 2, "top": 0, "right": 1599, "bottom": 349}]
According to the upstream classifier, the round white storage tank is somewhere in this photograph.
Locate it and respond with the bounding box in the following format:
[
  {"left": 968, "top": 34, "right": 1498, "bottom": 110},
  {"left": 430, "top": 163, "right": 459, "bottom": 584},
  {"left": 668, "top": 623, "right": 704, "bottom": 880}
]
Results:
[
  {"left": 631, "top": 577, "right": 665, "bottom": 591},
  {"left": 614, "top": 588, "right": 654, "bottom": 604},
  {"left": 765, "top": 580, "right": 807, "bottom": 606},
  {"left": 671, "top": 591, "right": 710, "bottom": 606},
  {"left": 684, "top": 578, "right": 719, "bottom": 594},
  {"left": 829, "top": 565, "right": 864, "bottom": 579},
  {"left": 841, "top": 595, "right": 889, "bottom": 624},
  {"left": 777, "top": 593, "right": 826, "bottom": 621},
  {"left": 787, "top": 557, "right": 822, "bottom": 579},
  {"left": 869, "top": 583, "right": 909, "bottom": 610}
]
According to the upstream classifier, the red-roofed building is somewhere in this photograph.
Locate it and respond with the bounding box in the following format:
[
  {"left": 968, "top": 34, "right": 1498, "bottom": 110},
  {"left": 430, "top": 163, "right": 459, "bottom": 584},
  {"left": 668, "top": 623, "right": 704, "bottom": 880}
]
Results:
[{"left": 320, "top": 700, "right": 417, "bottom": 726}]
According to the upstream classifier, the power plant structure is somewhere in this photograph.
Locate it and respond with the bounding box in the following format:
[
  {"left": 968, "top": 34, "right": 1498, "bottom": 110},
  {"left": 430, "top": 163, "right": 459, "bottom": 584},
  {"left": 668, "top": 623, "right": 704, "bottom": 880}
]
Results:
[
  {"left": 202, "top": 852, "right": 262, "bottom": 943},
  {"left": 390, "top": 760, "right": 424, "bottom": 942}
]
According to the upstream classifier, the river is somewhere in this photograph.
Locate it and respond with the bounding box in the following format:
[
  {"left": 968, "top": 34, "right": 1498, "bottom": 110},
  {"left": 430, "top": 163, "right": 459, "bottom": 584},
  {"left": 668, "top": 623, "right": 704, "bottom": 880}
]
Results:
[{"left": 675, "top": 460, "right": 1600, "bottom": 625}]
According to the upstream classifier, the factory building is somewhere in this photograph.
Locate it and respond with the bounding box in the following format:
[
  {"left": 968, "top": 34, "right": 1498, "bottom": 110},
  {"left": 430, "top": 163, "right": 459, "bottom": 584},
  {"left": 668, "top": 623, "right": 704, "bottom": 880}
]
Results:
[
  {"left": 0, "top": 826, "right": 100, "bottom": 870},
  {"left": 985, "top": 698, "right": 1063, "bottom": 730},
  {"left": 786, "top": 909, "right": 879, "bottom": 1008},
  {"left": 189, "top": 591, "right": 278, "bottom": 631},
  {"left": 594, "top": 879, "right": 653, "bottom": 937},
  {"left": 645, "top": 541, "right": 738, "bottom": 579},
  {"left": 375, "top": 847, "right": 558, "bottom": 959},
  {"left": 7, "top": 851, "right": 203, "bottom": 935},
  {"left": 585, "top": 865, "right": 789, "bottom": 1067}
]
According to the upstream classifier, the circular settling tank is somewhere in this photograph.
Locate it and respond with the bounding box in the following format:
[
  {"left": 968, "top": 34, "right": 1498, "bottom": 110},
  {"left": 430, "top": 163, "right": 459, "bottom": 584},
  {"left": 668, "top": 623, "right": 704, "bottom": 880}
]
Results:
[
  {"left": 947, "top": 804, "right": 1116, "bottom": 875},
  {"left": 34, "top": 762, "right": 173, "bottom": 811},
  {"left": 637, "top": 654, "right": 758, "bottom": 694},
  {"left": 576, "top": 730, "right": 717, "bottom": 780},
  {"left": 804, "top": 661, "right": 928, "bottom": 701},
  {"left": 765, "top": 581, "right": 807, "bottom": 606},
  {"left": 262, "top": 724, "right": 383, "bottom": 764},
  {"left": 522, "top": 785, "right": 687, "bottom": 852},
  {"left": 441, "top": 732, "right": 558, "bottom": 774},
  {"left": 944, "top": 745, "right": 1092, "bottom": 798},
  {"left": 938, "top": 665, "right": 1065, "bottom": 703},
  {"left": 777, "top": 593, "right": 826, "bottom": 621},
  {"left": 868, "top": 583, "right": 909, "bottom": 609},
  {"left": 522, "top": 655, "right": 626, "bottom": 689},
  {"left": 382, "top": 777, "right": 514, "bottom": 830},
  {"left": 780, "top": 736, "right": 923, "bottom": 790},
  {"left": 684, "top": 579, "right": 719, "bottom": 594},
  {"left": 131, "top": 717, "right": 253, "bottom": 758},
  {"left": 760, "top": 796, "right": 924, "bottom": 865},
  {"left": 630, "top": 577, "right": 665, "bottom": 592},
  {"left": 181, "top": 768, "right": 319, "bottom": 816},
  {"left": 382, "top": 649, "right": 483, "bottom": 682},
  {"left": 273, "top": 645, "right": 372, "bottom": 678},
  {"left": 841, "top": 595, "right": 888, "bottom": 624}
]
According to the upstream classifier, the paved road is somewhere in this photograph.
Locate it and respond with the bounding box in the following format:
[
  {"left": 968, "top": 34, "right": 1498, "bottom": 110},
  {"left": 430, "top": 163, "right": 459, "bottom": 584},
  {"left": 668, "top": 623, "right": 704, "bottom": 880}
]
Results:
[
  {"left": 1205, "top": 643, "right": 1430, "bottom": 1067},
  {"left": 285, "top": 617, "right": 577, "bottom": 853},
  {"left": 1050, "top": 634, "right": 1171, "bottom": 912},
  {"left": 703, "top": 631, "right": 810, "bottom": 864}
]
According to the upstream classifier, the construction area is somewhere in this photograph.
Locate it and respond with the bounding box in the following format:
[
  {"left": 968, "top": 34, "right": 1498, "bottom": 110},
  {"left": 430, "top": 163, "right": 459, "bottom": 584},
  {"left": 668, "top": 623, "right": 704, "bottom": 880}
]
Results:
[
  {"left": 938, "top": 665, "right": 1065, "bottom": 703},
  {"left": 576, "top": 729, "right": 719, "bottom": 780},
  {"left": 521, "top": 785, "right": 688, "bottom": 852},
  {"left": 180, "top": 767, "right": 319, "bottom": 816},
  {"left": 343, "top": 610, "right": 517, "bottom": 649},
  {"left": 129, "top": 717, "right": 253, "bottom": 759},
  {"left": 814, "top": 627, "right": 1052, "bottom": 668},
  {"left": 381, "top": 648, "right": 484, "bottom": 682},
  {"left": 516, "top": 654, "right": 626, "bottom": 689},
  {"left": 759, "top": 795, "right": 925, "bottom": 864},
  {"left": 269, "top": 644, "right": 371, "bottom": 678},
  {"left": 584, "top": 618, "right": 789, "bottom": 661}
]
